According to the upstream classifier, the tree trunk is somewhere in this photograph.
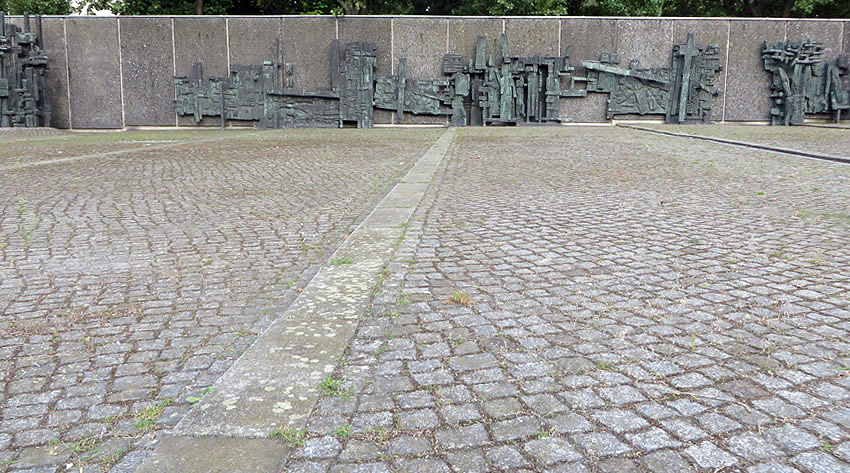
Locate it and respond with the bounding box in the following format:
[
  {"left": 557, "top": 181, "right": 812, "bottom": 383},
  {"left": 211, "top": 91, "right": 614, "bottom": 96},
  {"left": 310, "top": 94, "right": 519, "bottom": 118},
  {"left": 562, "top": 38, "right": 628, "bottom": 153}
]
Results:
[
  {"left": 783, "top": 0, "right": 795, "bottom": 17},
  {"left": 195, "top": 0, "right": 204, "bottom": 15}
]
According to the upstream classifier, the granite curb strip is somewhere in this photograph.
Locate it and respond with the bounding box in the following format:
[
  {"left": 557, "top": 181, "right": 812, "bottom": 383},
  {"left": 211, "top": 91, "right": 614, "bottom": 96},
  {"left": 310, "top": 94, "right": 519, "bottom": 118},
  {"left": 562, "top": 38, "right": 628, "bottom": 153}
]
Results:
[
  {"left": 621, "top": 124, "right": 850, "bottom": 164},
  {"left": 133, "top": 128, "right": 455, "bottom": 473}
]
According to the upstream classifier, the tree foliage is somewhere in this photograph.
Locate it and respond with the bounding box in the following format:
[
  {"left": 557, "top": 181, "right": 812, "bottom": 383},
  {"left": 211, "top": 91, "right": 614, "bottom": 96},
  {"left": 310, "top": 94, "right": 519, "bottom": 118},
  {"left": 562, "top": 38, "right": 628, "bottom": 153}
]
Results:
[
  {"left": 1, "top": 0, "right": 71, "bottom": 15},
  {"left": 6, "top": 0, "right": 847, "bottom": 17}
]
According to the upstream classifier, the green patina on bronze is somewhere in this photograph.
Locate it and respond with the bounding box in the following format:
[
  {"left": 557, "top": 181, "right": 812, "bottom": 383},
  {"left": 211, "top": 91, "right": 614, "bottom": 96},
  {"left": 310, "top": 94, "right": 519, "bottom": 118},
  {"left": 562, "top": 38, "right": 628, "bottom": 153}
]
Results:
[
  {"left": 762, "top": 39, "right": 849, "bottom": 126},
  {"left": 583, "top": 32, "right": 722, "bottom": 123},
  {"left": 0, "top": 12, "right": 50, "bottom": 128},
  {"left": 174, "top": 33, "right": 587, "bottom": 128},
  {"left": 174, "top": 32, "right": 728, "bottom": 128}
]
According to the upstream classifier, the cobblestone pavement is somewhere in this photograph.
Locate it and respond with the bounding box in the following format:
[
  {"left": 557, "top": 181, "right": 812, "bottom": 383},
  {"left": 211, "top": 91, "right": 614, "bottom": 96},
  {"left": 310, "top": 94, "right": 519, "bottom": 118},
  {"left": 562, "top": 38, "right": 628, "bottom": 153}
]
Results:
[
  {"left": 284, "top": 127, "right": 850, "bottom": 473},
  {"left": 639, "top": 124, "right": 850, "bottom": 157},
  {"left": 0, "top": 128, "right": 443, "bottom": 472},
  {"left": 0, "top": 130, "right": 254, "bottom": 167}
]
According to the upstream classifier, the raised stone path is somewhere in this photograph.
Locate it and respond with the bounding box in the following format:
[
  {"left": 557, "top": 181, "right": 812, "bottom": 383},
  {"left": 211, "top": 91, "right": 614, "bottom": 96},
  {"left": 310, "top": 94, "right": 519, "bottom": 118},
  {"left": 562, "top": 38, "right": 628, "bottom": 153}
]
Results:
[{"left": 2, "top": 125, "right": 850, "bottom": 473}]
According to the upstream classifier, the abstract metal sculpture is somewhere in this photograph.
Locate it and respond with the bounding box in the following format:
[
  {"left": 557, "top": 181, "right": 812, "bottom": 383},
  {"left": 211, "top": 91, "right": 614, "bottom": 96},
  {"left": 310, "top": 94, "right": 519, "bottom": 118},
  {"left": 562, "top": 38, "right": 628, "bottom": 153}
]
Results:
[
  {"left": 175, "top": 34, "right": 586, "bottom": 128},
  {"left": 0, "top": 12, "right": 50, "bottom": 127},
  {"left": 582, "top": 33, "right": 722, "bottom": 123},
  {"left": 762, "top": 39, "right": 849, "bottom": 125},
  {"left": 175, "top": 32, "right": 721, "bottom": 128}
]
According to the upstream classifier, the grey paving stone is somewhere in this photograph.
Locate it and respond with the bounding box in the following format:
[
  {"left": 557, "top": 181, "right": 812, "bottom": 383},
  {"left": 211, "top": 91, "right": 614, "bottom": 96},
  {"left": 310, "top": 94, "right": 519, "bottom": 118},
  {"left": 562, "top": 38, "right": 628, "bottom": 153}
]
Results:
[
  {"left": 435, "top": 424, "right": 489, "bottom": 449},
  {"left": 591, "top": 409, "right": 649, "bottom": 433},
  {"left": 746, "top": 462, "right": 802, "bottom": 473},
  {"left": 573, "top": 432, "right": 631, "bottom": 456},
  {"left": 792, "top": 452, "right": 850, "bottom": 473},
  {"left": 727, "top": 432, "right": 785, "bottom": 461},
  {"left": 766, "top": 424, "right": 821, "bottom": 453},
  {"left": 491, "top": 416, "right": 541, "bottom": 442},
  {"left": 299, "top": 437, "right": 341, "bottom": 459},
  {"left": 626, "top": 427, "right": 682, "bottom": 451},
  {"left": 397, "top": 409, "right": 440, "bottom": 429},
  {"left": 485, "top": 445, "right": 529, "bottom": 470},
  {"left": 685, "top": 441, "right": 739, "bottom": 469},
  {"left": 641, "top": 449, "right": 696, "bottom": 473},
  {"left": 523, "top": 438, "right": 582, "bottom": 465}
]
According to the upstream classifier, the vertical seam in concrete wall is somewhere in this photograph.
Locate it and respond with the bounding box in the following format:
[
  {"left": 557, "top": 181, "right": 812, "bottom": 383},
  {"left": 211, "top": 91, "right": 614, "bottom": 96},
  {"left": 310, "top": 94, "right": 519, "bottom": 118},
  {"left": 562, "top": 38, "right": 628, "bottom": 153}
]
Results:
[
  {"left": 722, "top": 20, "right": 731, "bottom": 122},
  {"left": 557, "top": 20, "right": 561, "bottom": 55},
  {"left": 62, "top": 18, "right": 73, "bottom": 130},
  {"left": 335, "top": 17, "right": 339, "bottom": 39},
  {"left": 280, "top": 17, "right": 286, "bottom": 68},
  {"left": 390, "top": 18, "right": 395, "bottom": 123},
  {"left": 225, "top": 18, "right": 231, "bottom": 73},
  {"left": 784, "top": 20, "right": 788, "bottom": 41},
  {"left": 445, "top": 19, "right": 449, "bottom": 53},
  {"left": 117, "top": 18, "right": 126, "bottom": 129},
  {"left": 502, "top": 19, "right": 505, "bottom": 34},
  {"left": 171, "top": 17, "right": 178, "bottom": 127},
  {"left": 613, "top": 19, "right": 619, "bottom": 53}
]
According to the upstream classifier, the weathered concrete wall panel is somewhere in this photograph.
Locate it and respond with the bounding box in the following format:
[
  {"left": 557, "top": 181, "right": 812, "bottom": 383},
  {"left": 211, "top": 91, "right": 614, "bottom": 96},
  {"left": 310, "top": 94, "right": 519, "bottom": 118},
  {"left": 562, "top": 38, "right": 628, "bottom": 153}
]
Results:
[
  {"left": 447, "top": 17, "right": 502, "bottom": 58},
  {"left": 174, "top": 17, "right": 227, "bottom": 126},
  {"left": 616, "top": 19, "right": 674, "bottom": 70},
  {"left": 393, "top": 17, "right": 448, "bottom": 124},
  {"left": 228, "top": 17, "right": 283, "bottom": 67},
  {"left": 561, "top": 18, "right": 617, "bottom": 123},
  {"left": 725, "top": 20, "right": 786, "bottom": 121},
  {"left": 120, "top": 17, "right": 176, "bottom": 126},
  {"left": 787, "top": 21, "right": 844, "bottom": 61},
  {"left": 672, "top": 19, "right": 730, "bottom": 122},
  {"left": 42, "top": 19, "right": 71, "bottom": 129},
  {"left": 338, "top": 17, "right": 392, "bottom": 124},
  {"left": 505, "top": 18, "right": 559, "bottom": 56},
  {"left": 66, "top": 18, "right": 123, "bottom": 128},
  {"left": 281, "top": 17, "right": 336, "bottom": 90}
]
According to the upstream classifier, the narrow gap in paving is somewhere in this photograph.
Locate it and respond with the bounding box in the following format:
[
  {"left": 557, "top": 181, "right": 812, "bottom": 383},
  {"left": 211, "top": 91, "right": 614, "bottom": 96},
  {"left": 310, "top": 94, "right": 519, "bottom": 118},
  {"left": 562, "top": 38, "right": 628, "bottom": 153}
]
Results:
[
  {"left": 622, "top": 124, "right": 850, "bottom": 165},
  {"left": 133, "top": 128, "right": 456, "bottom": 473}
]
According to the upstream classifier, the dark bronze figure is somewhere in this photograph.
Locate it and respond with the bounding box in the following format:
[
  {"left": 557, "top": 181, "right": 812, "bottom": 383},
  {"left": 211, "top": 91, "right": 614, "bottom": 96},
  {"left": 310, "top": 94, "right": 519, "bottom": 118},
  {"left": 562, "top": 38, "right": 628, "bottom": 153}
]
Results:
[
  {"left": 0, "top": 12, "right": 50, "bottom": 128},
  {"left": 582, "top": 33, "right": 722, "bottom": 123},
  {"left": 762, "top": 39, "right": 849, "bottom": 125}
]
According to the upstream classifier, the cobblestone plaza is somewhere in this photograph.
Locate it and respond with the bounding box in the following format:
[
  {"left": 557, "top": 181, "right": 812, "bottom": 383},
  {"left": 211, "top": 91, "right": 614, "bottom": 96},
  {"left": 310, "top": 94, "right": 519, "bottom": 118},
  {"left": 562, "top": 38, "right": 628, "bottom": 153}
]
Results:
[{"left": 1, "top": 125, "right": 849, "bottom": 472}]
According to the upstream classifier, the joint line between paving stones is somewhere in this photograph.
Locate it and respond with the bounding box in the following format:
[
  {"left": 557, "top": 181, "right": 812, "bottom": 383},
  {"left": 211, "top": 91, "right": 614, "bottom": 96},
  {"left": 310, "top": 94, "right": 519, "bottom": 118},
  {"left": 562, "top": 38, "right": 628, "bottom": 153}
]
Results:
[{"left": 621, "top": 124, "right": 850, "bottom": 165}]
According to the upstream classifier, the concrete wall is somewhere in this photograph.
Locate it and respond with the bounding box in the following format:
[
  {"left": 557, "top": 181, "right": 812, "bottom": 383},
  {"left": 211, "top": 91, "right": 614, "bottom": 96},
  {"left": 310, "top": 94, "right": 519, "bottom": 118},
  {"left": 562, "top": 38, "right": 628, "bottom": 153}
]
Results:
[{"left": 9, "top": 15, "right": 849, "bottom": 128}]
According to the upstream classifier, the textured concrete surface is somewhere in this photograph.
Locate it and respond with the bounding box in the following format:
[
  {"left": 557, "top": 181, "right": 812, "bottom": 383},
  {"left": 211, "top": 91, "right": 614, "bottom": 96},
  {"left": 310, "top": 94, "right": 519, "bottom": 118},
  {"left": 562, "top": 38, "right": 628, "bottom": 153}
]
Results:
[
  {"left": 227, "top": 17, "right": 283, "bottom": 68},
  {"left": 40, "top": 18, "right": 71, "bottom": 129},
  {"left": 725, "top": 20, "right": 787, "bottom": 122},
  {"left": 671, "top": 19, "right": 730, "bottom": 123},
  {"left": 505, "top": 18, "right": 559, "bottom": 57},
  {"left": 560, "top": 18, "right": 617, "bottom": 123},
  {"left": 173, "top": 17, "right": 228, "bottom": 127},
  {"left": 119, "top": 18, "right": 177, "bottom": 127},
  {"left": 393, "top": 17, "right": 449, "bottom": 125},
  {"left": 281, "top": 17, "right": 336, "bottom": 91},
  {"left": 0, "top": 128, "right": 442, "bottom": 473},
  {"left": 65, "top": 18, "right": 123, "bottom": 129}
]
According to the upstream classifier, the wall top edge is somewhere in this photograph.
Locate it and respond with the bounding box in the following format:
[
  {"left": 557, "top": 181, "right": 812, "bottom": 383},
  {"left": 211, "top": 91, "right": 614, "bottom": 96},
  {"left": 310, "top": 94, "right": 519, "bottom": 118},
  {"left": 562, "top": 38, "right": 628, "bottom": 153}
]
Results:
[{"left": 3, "top": 15, "right": 848, "bottom": 22}]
